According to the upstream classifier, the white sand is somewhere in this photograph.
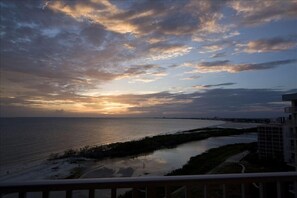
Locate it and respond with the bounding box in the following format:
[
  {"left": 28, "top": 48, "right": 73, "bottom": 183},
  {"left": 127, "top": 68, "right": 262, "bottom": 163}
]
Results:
[{"left": 0, "top": 158, "right": 93, "bottom": 182}]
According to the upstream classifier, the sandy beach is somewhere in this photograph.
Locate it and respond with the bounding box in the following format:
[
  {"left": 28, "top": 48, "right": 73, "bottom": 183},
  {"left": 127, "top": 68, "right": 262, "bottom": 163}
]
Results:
[
  {"left": 0, "top": 158, "right": 94, "bottom": 182},
  {"left": 0, "top": 123, "right": 258, "bottom": 183}
]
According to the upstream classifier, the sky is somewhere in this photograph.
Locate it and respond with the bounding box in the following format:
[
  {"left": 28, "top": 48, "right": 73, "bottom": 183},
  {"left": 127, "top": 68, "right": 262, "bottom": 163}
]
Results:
[{"left": 0, "top": 0, "right": 296, "bottom": 118}]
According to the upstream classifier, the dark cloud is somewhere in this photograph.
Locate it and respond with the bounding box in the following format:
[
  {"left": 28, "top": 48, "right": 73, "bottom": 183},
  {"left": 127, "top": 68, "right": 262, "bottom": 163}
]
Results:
[
  {"left": 193, "top": 82, "right": 235, "bottom": 89},
  {"left": 210, "top": 52, "right": 226, "bottom": 58},
  {"left": 237, "top": 36, "right": 297, "bottom": 53},
  {"left": 200, "top": 60, "right": 230, "bottom": 67},
  {"left": 187, "top": 59, "right": 297, "bottom": 73},
  {"left": 181, "top": 75, "right": 201, "bottom": 80},
  {"left": 204, "top": 83, "right": 236, "bottom": 88},
  {"left": 229, "top": 0, "right": 297, "bottom": 26},
  {"left": 1, "top": 88, "right": 295, "bottom": 118},
  {"left": 80, "top": 24, "right": 107, "bottom": 46},
  {"left": 46, "top": 0, "right": 227, "bottom": 38},
  {"left": 157, "top": 12, "right": 199, "bottom": 35},
  {"left": 123, "top": 88, "right": 296, "bottom": 118},
  {"left": 0, "top": 1, "right": 175, "bottom": 101}
]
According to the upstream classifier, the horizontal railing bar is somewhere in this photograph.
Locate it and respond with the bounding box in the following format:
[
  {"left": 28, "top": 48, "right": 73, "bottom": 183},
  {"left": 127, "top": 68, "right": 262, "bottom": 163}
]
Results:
[{"left": 1, "top": 172, "right": 297, "bottom": 193}]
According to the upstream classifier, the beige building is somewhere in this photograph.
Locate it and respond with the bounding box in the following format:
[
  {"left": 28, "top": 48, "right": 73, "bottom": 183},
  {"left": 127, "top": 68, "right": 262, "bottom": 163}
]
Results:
[
  {"left": 257, "top": 93, "right": 297, "bottom": 170},
  {"left": 282, "top": 93, "right": 297, "bottom": 169}
]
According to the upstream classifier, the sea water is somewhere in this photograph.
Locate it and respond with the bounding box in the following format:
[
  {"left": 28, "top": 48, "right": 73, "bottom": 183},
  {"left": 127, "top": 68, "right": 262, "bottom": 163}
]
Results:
[{"left": 0, "top": 118, "right": 224, "bottom": 175}]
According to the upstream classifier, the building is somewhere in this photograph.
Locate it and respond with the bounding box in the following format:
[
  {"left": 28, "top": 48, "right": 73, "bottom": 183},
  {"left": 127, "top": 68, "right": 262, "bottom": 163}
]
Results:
[
  {"left": 282, "top": 93, "right": 297, "bottom": 170},
  {"left": 258, "top": 124, "right": 284, "bottom": 161},
  {"left": 257, "top": 92, "right": 297, "bottom": 169}
]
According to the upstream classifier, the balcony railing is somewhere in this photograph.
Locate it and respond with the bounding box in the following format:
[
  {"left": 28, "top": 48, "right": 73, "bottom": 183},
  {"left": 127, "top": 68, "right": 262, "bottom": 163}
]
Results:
[
  {"left": 285, "top": 107, "right": 297, "bottom": 113},
  {"left": 1, "top": 172, "right": 297, "bottom": 198}
]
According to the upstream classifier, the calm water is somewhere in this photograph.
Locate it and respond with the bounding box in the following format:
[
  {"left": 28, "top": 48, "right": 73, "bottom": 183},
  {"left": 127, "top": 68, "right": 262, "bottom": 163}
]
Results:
[
  {"left": 0, "top": 118, "right": 224, "bottom": 174},
  {"left": 83, "top": 133, "right": 257, "bottom": 178}
]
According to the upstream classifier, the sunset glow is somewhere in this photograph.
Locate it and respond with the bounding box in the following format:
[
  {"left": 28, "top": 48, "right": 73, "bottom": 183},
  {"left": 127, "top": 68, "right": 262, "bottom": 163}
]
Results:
[{"left": 0, "top": 0, "right": 296, "bottom": 117}]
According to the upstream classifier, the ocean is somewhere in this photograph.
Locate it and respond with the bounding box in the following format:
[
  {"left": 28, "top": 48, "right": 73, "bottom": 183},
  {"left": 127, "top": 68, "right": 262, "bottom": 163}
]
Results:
[{"left": 0, "top": 118, "right": 224, "bottom": 175}]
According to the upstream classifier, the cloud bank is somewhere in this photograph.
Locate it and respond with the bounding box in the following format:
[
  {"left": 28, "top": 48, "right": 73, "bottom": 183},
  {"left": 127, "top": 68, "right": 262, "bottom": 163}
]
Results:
[
  {"left": 237, "top": 37, "right": 297, "bottom": 53},
  {"left": 186, "top": 59, "right": 297, "bottom": 73},
  {"left": 1, "top": 0, "right": 296, "bottom": 117},
  {"left": 1, "top": 88, "right": 295, "bottom": 118}
]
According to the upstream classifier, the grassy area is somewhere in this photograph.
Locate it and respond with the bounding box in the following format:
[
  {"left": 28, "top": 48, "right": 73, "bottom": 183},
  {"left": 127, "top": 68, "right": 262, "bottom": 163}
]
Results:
[
  {"left": 212, "top": 144, "right": 294, "bottom": 174},
  {"left": 49, "top": 127, "right": 256, "bottom": 161},
  {"left": 64, "top": 167, "right": 85, "bottom": 179},
  {"left": 243, "top": 152, "right": 294, "bottom": 173},
  {"left": 212, "top": 163, "right": 243, "bottom": 174},
  {"left": 167, "top": 143, "right": 256, "bottom": 175}
]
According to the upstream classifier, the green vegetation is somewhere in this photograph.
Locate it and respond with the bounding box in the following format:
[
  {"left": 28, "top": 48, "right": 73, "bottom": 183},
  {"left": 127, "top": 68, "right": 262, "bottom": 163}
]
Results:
[
  {"left": 49, "top": 127, "right": 256, "bottom": 160},
  {"left": 64, "top": 167, "right": 85, "bottom": 179},
  {"left": 167, "top": 143, "right": 256, "bottom": 175},
  {"left": 211, "top": 144, "right": 294, "bottom": 174},
  {"left": 242, "top": 151, "right": 294, "bottom": 173},
  {"left": 168, "top": 141, "right": 293, "bottom": 176},
  {"left": 211, "top": 163, "right": 243, "bottom": 174},
  {"left": 120, "top": 142, "right": 293, "bottom": 198}
]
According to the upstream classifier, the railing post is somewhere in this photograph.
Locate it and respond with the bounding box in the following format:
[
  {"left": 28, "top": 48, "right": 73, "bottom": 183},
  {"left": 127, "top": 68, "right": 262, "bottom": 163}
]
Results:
[
  {"left": 111, "top": 188, "right": 116, "bottom": 198},
  {"left": 66, "top": 190, "right": 72, "bottom": 198},
  {"left": 89, "top": 189, "right": 95, "bottom": 198},
  {"left": 294, "top": 181, "right": 297, "bottom": 198},
  {"left": 165, "top": 186, "right": 171, "bottom": 198},
  {"left": 132, "top": 188, "right": 140, "bottom": 198},
  {"left": 222, "top": 184, "right": 226, "bottom": 198},
  {"left": 42, "top": 191, "right": 49, "bottom": 198},
  {"left": 19, "top": 192, "right": 26, "bottom": 198},
  {"left": 146, "top": 186, "right": 157, "bottom": 198},
  {"left": 259, "top": 183, "right": 266, "bottom": 198},
  {"left": 276, "top": 182, "right": 283, "bottom": 198},
  {"left": 241, "top": 184, "right": 245, "bottom": 198},
  {"left": 203, "top": 185, "right": 207, "bottom": 198},
  {"left": 186, "top": 185, "right": 193, "bottom": 198}
]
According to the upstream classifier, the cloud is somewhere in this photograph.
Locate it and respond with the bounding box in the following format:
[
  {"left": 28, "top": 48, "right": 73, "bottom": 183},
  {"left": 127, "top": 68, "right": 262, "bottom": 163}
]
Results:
[
  {"left": 204, "top": 82, "right": 236, "bottom": 88},
  {"left": 199, "top": 39, "right": 236, "bottom": 54},
  {"left": 0, "top": 1, "right": 178, "bottom": 102},
  {"left": 1, "top": 0, "right": 296, "bottom": 118},
  {"left": 115, "top": 89, "right": 297, "bottom": 117},
  {"left": 47, "top": 0, "right": 231, "bottom": 42},
  {"left": 117, "top": 64, "right": 167, "bottom": 83},
  {"left": 181, "top": 75, "right": 201, "bottom": 81},
  {"left": 48, "top": 0, "right": 140, "bottom": 34},
  {"left": 193, "top": 82, "right": 236, "bottom": 89},
  {"left": 1, "top": 86, "right": 296, "bottom": 117},
  {"left": 186, "top": 59, "right": 297, "bottom": 73},
  {"left": 229, "top": 0, "right": 297, "bottom": 26},
  {"left": 210, "top": 52, "right": 226, "bottom": 58},
  {"left": 147, "top": 43, "right": 192, "bottom": 60},
  {"left": 200, "top": 44, "right": 223, "bottom": 53},
  {"left": 237, "top": 37, "right": 297, "bottom": 53}
]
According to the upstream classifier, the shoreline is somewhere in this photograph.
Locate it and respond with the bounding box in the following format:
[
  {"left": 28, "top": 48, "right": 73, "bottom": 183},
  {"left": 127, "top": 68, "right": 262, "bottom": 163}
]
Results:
[
  {"left": 49, "top": 126, "right": 257, "bottom": 161},
  {"left": 0, "top": 124, "right": 258, "bottom": 182},
  {"left": 1, "top": 121, "right": 256, "bottom": 177},
  {"left": 0, "top": 119, "right": 225, "bottom": 176}
]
